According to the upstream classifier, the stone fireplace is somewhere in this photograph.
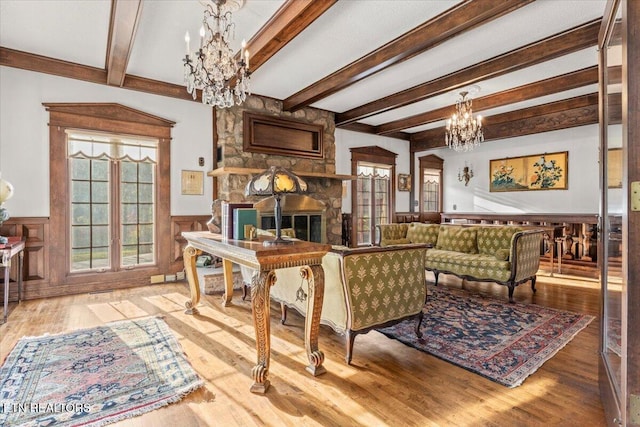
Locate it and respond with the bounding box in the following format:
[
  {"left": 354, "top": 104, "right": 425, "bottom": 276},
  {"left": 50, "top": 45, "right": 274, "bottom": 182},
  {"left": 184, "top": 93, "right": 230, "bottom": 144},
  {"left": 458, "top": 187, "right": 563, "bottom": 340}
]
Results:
[{"left": 212, "top": 95, "right": 345, "bottom": 245}]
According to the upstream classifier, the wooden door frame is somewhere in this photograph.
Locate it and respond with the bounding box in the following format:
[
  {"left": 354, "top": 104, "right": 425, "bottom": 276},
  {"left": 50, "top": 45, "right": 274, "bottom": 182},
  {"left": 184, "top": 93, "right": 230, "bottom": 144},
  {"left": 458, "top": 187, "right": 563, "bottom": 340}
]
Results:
[
  {"left": 418, "top": 154, "right": 444, "bottom": 223},
  {"left": 597, "top": 0, "right": 640, "bottom": 425},
  {"left": 350, "top": 146, "right": 397, "bottom": 246},
  {"left": 44, "top": 103, "right": 175, "bottom": 294}
]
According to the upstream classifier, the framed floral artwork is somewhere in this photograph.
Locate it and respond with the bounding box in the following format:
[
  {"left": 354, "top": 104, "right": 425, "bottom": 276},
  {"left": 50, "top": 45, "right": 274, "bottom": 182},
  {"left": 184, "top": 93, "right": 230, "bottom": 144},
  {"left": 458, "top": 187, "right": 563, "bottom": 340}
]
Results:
[{"left": 489, "top": 151, "right": 568, "bottom": 192}]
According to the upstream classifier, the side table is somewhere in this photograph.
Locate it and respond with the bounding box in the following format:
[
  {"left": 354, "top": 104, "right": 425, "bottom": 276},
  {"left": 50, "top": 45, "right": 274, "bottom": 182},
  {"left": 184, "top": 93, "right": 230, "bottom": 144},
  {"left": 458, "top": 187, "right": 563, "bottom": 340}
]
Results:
[{"left": 1, "top": 236, "right": 25, "bottom": 324}]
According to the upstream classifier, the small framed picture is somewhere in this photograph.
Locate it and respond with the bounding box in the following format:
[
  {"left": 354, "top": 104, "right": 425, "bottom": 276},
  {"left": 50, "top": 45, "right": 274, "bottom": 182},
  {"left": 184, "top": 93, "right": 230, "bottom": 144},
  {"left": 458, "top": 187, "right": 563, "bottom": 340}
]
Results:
[
  {"left": 181, "top": 170, "right": 204, "bottom": 195},
  {"left": 398, "top": 174, "right": 411, "bottom": 192}
]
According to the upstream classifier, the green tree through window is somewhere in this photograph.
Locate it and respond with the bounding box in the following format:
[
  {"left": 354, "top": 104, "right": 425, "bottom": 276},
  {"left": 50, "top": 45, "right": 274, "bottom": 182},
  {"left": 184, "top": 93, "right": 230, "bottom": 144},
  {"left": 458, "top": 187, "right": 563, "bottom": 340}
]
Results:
[{"left": 68, "top": 132, "right": 157, "bottom": 272}]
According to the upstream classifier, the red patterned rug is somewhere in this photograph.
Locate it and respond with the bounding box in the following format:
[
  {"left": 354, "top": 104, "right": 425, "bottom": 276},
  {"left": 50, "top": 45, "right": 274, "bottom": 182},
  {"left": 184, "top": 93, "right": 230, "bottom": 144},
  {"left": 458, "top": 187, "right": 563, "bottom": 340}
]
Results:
[
  {"left": 378, "top": 285, "right": 594, "bottom": 387},
  {"left": 0, "top": 317, "right": 203, "bottom": 426}
]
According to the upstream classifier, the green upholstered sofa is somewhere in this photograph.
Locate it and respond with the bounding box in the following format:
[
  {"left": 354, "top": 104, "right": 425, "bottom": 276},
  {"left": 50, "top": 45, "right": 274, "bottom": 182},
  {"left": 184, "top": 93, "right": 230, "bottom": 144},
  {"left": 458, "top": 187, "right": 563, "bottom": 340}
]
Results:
[
  {"left": 259, "top": 244, "right": 429, "bottom": 364},
  {"left": 375, "top": 223, "right": 543, "bottom": 303}
]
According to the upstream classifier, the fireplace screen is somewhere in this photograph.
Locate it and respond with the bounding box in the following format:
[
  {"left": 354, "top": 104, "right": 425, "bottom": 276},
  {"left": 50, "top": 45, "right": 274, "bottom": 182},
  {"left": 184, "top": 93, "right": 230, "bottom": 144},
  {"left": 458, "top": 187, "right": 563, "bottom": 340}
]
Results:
[{"left": 254, "top": 195, "right": 326, "bottom": 243}]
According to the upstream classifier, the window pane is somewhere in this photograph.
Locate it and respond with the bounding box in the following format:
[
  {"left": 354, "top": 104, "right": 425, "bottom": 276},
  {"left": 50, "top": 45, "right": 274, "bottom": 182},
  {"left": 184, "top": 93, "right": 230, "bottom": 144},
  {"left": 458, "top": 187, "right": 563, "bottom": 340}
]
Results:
[
  {"left": 92, "top": 181, "right": 109, "bottom": 203},
  {"left": 139, "top": 163, "right": 153, "bottom": 183},
  {"left": 72, "top": 181, "right": 90, "bottom": 203},
  {"left": 122, "top": 204, "right": 138, "bottom": 224},
  {"left": 139, "top": 224, "right": 153, "bottom": 244},
  {"left": 71, "top": 248, "right": 91, "bottom": 271},
  {"left": 122, "top": 245, "right": 138, "bottom": 266},
  {"left": 122, "top": 183, "right": 138, "bottom": 203},
  {"left": 71, "top": 158, "right": 90, "bottom": 180},
  {"left": 72, "top": 204, "right": 90, "bottom": 225},
  {"left": 92, "top": 160, "right": 109, "bottom": 181},
  {"left": 121, "top": 161, "right": 138, "bottom": 182},
  {"left": 92, "top": 249, "right": 110, "bottom": 269},
  {"left": 139, "top": 204, "right": 153, "bottom": 223},
  {"left": 138, "top": 183, "right": 153, "bottom": 203},
  {"left": 92, "top": 225, "right": 109, "bottom": 247},
  {"left": 139, "top": 244, "right": 154, "bottom": 264},
  {"left": 122, "top": 224, "right": 138, "bottom": 245},
  {"left": 92, "top": 204, "right": 108, "bottom": 225},
  {"left": 72, "top": 226, "right": 90, "bottom": 248}
]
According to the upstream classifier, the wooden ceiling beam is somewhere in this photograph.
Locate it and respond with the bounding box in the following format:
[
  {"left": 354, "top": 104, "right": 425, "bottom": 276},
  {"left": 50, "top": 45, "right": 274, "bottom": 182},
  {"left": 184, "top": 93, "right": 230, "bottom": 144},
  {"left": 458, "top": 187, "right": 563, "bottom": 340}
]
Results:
[
  {"left": 410, "top": 93, "right": 600, "bottom": 152},
  {"left": 283, "top": 0, "right": 534, "bottom": 112},
  {"left": 339, "top": 122, "right": 411, "bottom": 141},
  {"left": 238, "top": 0, "right": 337, "bottom": 74},
  {"left": 105, "top": 0, "right": 143, "bottom": 87},
  {"left": 336, "top": 19, "right": 601, "bottom": 126},
  {"left": 0, "top": 47, "right": 199, "bottom": 102},
  {"left": 375, "top": 66, "right": 602, "bottom": 135},
  {"left": 0, "top": 47, "right": 107, "bottom": 83}
]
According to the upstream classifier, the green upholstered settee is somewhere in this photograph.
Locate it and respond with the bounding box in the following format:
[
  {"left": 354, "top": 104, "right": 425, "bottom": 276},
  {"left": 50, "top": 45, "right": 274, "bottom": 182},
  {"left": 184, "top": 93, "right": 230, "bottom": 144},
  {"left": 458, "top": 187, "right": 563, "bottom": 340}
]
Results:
[
  {"left": 375, "top": 223, "right": 543, "bottom": 303},
  {"left": 261, "top": 244, "right": 429, "bottom": 364}
]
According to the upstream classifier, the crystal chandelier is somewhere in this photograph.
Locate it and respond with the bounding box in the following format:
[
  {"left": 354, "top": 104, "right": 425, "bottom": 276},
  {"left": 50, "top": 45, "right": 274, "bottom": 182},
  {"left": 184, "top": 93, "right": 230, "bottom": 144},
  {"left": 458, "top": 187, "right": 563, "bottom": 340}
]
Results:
[
  {"left": 183, "top": 0, "right": 250, "bottom": 108},
  {"left": 445, "top": 91, "right": 484, "bottom": 152}
]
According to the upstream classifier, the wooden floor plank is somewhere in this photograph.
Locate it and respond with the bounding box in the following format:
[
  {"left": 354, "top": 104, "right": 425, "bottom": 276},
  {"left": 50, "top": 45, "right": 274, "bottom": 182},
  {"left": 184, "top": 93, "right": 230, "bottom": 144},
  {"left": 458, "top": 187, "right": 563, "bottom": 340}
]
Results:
[{"left": 0, "top": 271, "right": 605, "bottom": 426}]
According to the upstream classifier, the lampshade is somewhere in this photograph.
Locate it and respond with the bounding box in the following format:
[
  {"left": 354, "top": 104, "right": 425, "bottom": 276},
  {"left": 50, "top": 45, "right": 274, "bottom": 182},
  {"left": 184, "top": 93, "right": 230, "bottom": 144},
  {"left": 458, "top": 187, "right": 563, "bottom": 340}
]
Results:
[
  {"left": 245, "top": 166, "right": 308, "bottom": 197},
  {"left": 0, "top": 174, "right": 14, "bottom": 204},
  {"left": 245, "top": 167, "right": 307, "bottom": 245}
]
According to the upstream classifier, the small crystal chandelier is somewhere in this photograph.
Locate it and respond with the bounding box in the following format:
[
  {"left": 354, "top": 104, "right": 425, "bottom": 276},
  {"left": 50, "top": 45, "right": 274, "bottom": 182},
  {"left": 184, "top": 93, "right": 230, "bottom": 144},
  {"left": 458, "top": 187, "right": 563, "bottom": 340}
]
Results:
[
  {"left": 445, "top": 91, "right": 484, "bottom": 152},
  {"left": 183, "top": 0, "right": 250, "bottom": 108}
]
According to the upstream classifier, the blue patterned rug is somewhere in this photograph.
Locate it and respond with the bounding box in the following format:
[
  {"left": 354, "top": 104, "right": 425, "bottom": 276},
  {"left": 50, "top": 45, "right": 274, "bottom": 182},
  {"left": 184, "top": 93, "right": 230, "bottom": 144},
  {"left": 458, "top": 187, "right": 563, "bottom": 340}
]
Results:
[
  {"left": 378, "top": 285, "right": 594, "bottom": 387},
  {"left": 0, "top": 317, "right": 203, "bottom": 426}
]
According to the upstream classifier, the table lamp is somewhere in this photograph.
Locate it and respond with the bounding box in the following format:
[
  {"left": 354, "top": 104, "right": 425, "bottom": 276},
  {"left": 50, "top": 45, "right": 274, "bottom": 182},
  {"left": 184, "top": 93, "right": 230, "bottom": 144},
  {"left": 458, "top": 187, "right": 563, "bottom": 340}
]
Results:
[
  {"left": 245, "top": 166, "right": 308, "bottom": 245},
  {"left": 0, "top": 174, "right": 15, "bottom": 244}
]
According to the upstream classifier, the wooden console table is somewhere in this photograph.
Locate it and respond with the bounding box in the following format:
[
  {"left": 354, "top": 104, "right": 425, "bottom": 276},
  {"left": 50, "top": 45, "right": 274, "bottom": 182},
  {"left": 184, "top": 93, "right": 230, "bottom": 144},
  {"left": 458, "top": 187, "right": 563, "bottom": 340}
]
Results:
[
  {"left": 181, "top": 231, "right": 330, "bottom": 394},
  {"left": 1, "top": 236, "right": 25, "bottom": 324}
]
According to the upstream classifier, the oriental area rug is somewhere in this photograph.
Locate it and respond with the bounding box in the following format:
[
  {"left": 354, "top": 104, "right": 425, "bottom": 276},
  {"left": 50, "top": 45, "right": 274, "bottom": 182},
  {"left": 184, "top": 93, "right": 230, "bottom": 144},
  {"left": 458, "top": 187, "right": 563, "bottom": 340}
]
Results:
[
  {"left": 0, "top": 317, "right": 203, "bottom": 427},
  {"left": 377, "top": 285, "right": 594, "bottom": 388}
]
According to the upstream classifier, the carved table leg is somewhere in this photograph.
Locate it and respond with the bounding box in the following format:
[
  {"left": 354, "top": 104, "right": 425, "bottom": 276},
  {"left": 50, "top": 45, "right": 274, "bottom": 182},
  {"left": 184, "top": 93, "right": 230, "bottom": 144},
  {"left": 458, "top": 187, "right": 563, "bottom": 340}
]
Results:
[
  {"left": 250, "top": 270, "right": 277, "bottom": 394},
  {"left": 302, "top": 265, "right": 326, "bottom": 376},
  {"left": 221, "top": 258, "right": 234, "bottom": 307},
  {"left": 183, "top": 244, "right": 202, "bottom": 315}
]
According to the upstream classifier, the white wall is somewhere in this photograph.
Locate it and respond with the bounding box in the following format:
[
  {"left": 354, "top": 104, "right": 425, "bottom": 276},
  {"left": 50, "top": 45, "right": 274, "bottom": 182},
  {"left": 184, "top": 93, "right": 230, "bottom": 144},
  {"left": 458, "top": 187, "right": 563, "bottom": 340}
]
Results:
[
  {"left": 0, "top": 67, "right": 606, "bottom": 219},
  {"left": 0, "top": 67, "right": 213, "bottom": 217},
  {"left": 335, "top": 128, "right": 411, "bottom": 214},
  {"left": 413, "top": 124, "right": 603, "bottom": 214}
]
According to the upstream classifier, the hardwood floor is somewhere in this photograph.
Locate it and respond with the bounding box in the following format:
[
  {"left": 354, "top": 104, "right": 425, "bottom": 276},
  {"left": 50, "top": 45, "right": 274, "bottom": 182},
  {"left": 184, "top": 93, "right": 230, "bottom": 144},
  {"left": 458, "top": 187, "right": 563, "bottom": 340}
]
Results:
[{"left": 0, "top": 269, "right": 605, "bottom": 427}]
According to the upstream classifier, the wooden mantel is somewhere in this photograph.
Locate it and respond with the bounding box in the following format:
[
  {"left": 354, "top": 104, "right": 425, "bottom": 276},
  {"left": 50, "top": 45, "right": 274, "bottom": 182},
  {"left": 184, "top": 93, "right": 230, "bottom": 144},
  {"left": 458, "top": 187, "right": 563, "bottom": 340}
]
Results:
[{"left": 208, "top": 166, "right": 356, "bottom": 180}]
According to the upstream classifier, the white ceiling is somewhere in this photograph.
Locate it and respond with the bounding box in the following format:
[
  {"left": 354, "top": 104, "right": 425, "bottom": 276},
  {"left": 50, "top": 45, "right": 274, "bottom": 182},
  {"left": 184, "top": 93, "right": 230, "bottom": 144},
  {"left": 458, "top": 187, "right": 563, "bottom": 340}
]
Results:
[{"left": 0, "top": 0, "right": 608, "bottom": 141}]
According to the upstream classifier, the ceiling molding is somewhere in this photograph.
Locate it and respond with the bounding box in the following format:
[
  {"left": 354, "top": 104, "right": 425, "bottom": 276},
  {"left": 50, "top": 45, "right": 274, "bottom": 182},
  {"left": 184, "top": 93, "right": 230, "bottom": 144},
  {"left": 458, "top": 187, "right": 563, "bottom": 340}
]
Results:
[
  {"left": 336, "top": 18, "right": 602, "bottom": 126},
  {"left": 105, "top": 0, "right": 143, "bottom": 87},
  {"left": 410, "top": 93, "right": 600, "bottom": 152},
  {"left": 238, "top": 0, "right": 337, "bottom": 74},
  {"left": 283, "top": 0, "right": 534, "bottom": 112},
  {"left": 375, "top": 66, "right": 601, "bottom": 135}
]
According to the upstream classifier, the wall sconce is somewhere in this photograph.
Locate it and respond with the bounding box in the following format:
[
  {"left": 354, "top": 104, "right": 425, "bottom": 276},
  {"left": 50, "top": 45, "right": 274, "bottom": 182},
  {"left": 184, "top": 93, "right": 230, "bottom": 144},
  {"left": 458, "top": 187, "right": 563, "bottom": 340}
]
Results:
[{"left": 458, "top": 163, "right": 474, "bottom": 186}]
